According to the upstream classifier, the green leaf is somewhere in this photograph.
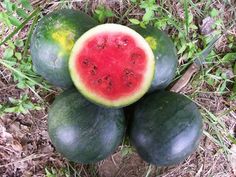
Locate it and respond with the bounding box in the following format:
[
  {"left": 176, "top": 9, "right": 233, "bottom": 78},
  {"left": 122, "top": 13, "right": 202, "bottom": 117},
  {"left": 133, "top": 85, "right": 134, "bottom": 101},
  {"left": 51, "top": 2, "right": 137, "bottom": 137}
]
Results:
[
  {"left": 219, "top": 81, "right": 227, "bottom": 93},
  {"left": 0, "top": 7, "right": 40, "bottom": 46},
  {"left": 20, "top": 0, "right": 33, "bottom": 10},
  {"left": 215, "top": 68, "right": 221, "bottom": 76},
  {"left": 4, "top": 107, "right": 17, "bottom": 113},
  {"left": 6, "top": 40, "right": 15, "bottom": 49},
  {"left": 177, "top": 44, "right": 187, "bottom": 54},
  {"left": 14, "top": 39, "right": 24, "bottom": 47},
  {"left": 210, "top": 8, "right": 219, "bottom": 17},
  {"left": 94, "top": 5, "right": 114, "bottom": 23},
  {"left": 190, "top": 24, "right": 198, "bottom": 30},
  {"left": 121, "top": 148, "right": 129, "bottom": 157},
  {"left": 234, "top": 62, "right": 236, "bottom": 77},
  {"left": 0, "top": 59, "right": 53, "bottom": 91},
  {"left": 17, "top": 80, "right": 27, "bottom": 89},
  {"left": 45, "top": 168, "right": 57, "bottom": 177},
  {"left": 184, "top": 0, "right": 189, "bottom": 35},
  {"left": 233, "top": 83, "right": 236, "bottom": 93},
  {"left": 206, "top": 78, "right": 214, "bottom": 86},
  {"left": 140, "top": 21, "right": 146, "bottom": 28},
  {"left": 140, "top": 0, "right": 158, "bottom": 23},
  {"left": 3, "top": 48, "right": 14, "bottom": 59},
  {"left": 222, "top": 53, "right": 236, "bottom": 62},
  {"left": 142, "top": 9, "right": 154, "bottom": 22},
  {"left": 0, "top": 13, "right": 11, "bottom": 27},
  {"left": 188, "top": 13, "right": 193, "bottom": 25},
  {"left": 140, "top": 0, "right": 156, "bottom": 9},
  {"left": 129, "top": 18, "right": 140, "bottom": 25},
  {"left": 21, "top": 94, "right": 28, "bottom": 101},
  {"left": 229, "top": 43, "right": 234, "bottom": 49},
  {"left": 34, "top": 106, "right": 42, "bottom": 111},
  {"left": 19, "top": 104, "right": 28, "bottom": 114},
  {"left": 233, "top": 62, "right": 236, "bottom": 93},
  {"left": 227, "top": 135, "right": 236, "bottom": 144},
  {"left": 24, "top": 103, "right": 33, "bottom": 110},
  {"left": 12, "top": 4, "right": 17, "bottom": 11},
  {"left": 121, "top": 147, "right": 133, "bottom": 157},
  {"left": 154, "top": 18, "right": 167, "bottom": 29},
  {"left": 16, "top": 8, "right": 28, "bottom": 18},
  {"left": 23, "top": 12, "right": 39, "bottom": 59},
  {"left": 221, "top": 73, "right": 227, "bottom": 80},
  {"left": 8, "top": 16, "right": 21, "bottom": 26},
  {"left": 4, "top": 0, "right": 14, "bottom": 12},
  {"left": 8, "top": 97, "right": 18, "bottom": 104},
  {"left": 15, "top": 52, "right": 22, "bottom": 60}
]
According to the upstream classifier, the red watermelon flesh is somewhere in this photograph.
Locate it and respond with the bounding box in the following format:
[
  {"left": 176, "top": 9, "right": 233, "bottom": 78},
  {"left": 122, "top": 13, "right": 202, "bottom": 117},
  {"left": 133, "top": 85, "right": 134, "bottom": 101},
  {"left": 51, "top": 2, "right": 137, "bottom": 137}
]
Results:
[
  {"left": 75, "top": 33, "right": 147, "bottom": 100},
  {"left": 69, "top": 24, "right": 155, "bottom": 107}
]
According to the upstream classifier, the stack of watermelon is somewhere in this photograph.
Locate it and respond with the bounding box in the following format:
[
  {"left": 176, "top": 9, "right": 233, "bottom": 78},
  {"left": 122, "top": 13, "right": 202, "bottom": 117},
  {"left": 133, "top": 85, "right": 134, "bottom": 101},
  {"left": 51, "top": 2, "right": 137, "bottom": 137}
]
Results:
[{"left": 30, "top": 9, "right": 203, "bottom": 166}]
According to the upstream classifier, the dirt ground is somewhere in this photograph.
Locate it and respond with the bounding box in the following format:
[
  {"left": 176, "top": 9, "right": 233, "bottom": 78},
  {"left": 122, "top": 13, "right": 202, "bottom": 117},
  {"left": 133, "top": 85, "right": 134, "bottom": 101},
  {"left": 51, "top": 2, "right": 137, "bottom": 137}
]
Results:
[
  {"left": 0, "top": 74, "right": 235, "bottom": 176},
  {"left": 1, "top": 0, "right": 236, "bottom": 177}
]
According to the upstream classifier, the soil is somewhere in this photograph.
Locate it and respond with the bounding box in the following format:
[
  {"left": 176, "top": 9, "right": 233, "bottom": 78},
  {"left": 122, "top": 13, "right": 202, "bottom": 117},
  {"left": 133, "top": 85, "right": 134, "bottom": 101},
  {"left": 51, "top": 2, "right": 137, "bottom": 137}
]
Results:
[{"left": 0, "top": 0, "right": 236, "bottom": 176}]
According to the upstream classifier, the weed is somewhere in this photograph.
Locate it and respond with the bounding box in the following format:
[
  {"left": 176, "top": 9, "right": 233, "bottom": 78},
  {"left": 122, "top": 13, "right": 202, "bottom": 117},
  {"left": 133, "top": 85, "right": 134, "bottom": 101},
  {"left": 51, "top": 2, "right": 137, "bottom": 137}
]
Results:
[
  {"left": 45, "top": 167, "right": 71, "bottom": 177},
  {"left": 140, "top": 0, "right": 158, "bottom": 24},
  {"left": 1, "top": 94, "right": 41, "bottom": 115},
  {"left": 94, "top": 5, "right": 115, "bottom": 23},
  {"left": 121, "top": 146, "right": 134, "bottom": 157},
  {"left": 0, "top": 1, "right": 51, "bottom": 117},
  {"left": 0, "top": 0, "right": 235, "bottom": 176}
]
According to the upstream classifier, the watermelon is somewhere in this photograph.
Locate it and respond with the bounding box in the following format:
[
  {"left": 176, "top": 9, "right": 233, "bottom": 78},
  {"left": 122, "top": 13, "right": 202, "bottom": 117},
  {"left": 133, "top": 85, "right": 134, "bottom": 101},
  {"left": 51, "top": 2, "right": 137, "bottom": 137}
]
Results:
[
  {"left": 69, "top": 24, "right": 155, "bottom": 108},
  {"left": 48, "top": 88, "right": 126, "bottom": 164},
  {"left": 30, "top": 9, "right": 98, "bottom": 88},
  {"left": 131, "top": 25, "right": 178, "bottom": 91},
  {"left": 129, "top": 91, "right": 203, "bottom": 166}
]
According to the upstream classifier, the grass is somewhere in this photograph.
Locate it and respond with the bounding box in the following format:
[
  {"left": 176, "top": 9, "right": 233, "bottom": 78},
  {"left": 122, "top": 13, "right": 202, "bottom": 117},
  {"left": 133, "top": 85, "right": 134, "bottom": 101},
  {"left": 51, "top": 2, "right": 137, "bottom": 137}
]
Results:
[
  {"left": 0, "top": 0, "right": 235, "bottom": 176},
  {"left": 0, "top": 7, "right": 39, "bottom": 46}
]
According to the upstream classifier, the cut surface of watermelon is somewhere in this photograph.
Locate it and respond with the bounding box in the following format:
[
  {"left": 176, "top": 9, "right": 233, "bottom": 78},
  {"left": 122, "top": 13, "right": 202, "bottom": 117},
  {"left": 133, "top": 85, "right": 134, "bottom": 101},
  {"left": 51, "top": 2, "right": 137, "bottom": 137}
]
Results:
[{"left": 69, "top": 24, "right": 155, "bottom": 107}]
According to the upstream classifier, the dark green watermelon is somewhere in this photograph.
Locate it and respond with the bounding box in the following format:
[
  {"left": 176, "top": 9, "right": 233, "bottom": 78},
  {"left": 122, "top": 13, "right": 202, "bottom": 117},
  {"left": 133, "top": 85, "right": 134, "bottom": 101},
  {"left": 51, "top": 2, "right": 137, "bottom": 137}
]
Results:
[
  {"left": 30, "top": 9, "right": 98, "bottom": 88},
  {"left": 48, "top": 88, "right": 126, "bottom": 164},
  {"left": 129, "top": 91, "right": 203, "bottom": 166},
  {"left": 131, "top": 25, "right": 178, "bottom": 91}
]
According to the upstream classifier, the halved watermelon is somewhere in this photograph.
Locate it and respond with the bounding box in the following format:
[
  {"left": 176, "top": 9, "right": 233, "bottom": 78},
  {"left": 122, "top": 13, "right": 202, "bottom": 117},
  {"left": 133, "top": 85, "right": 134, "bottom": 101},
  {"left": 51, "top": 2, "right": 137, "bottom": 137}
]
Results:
[{"left": 69, "top": 24, "right": 155, "bottom": 107}]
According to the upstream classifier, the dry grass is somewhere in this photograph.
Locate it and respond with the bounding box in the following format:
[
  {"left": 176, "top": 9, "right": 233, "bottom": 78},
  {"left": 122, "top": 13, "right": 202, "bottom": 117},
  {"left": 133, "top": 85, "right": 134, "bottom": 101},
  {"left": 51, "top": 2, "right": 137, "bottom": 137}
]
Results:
[{"left": 0, "top": 0, "right": 236, "bottom": 176}]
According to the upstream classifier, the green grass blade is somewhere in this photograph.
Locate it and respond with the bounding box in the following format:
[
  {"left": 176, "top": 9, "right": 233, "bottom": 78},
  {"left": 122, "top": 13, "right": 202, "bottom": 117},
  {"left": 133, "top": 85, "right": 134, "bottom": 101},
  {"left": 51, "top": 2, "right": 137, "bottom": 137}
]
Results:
[
  {"left": 203, "top": 131, "right": 233, "bottom": 154},
  {"left": 0, "top": 7, "right": 40, "bottom": 46},
  {"left": 184, "top": 0, "right": 189, "bottom": 36},
  {"left": 189, "top": 0, "right": 203, "bottom": 16},
  {"left": 157, "top": 6, "right": 185, "bottom": 34},
  {"left": 22, "top": 12, "right": 39, "bottom": 59},
  {"left": 195, "top": 35, "right": 221, "bottom": 65},
  {"left": 118, "top": 6, "right": 136, "bottom": 24},
  {"left": 0, "top": 60, "right": 54, "bottom": 92},
  {"left": 145, "top": 165, "right": 152, "bottom": 177}
]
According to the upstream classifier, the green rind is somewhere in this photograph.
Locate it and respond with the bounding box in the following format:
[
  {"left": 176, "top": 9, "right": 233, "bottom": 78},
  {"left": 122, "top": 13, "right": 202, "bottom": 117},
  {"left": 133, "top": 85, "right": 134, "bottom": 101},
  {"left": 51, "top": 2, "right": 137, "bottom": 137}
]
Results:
[
  {"left": 48, "top": 88, "right": 126, "bottom": 164},
  {"left": 131, "top": 25, "right": 178, "bottom": 91},
  {"left": 129, "top": 91, "right": 203, "bottom": 166},
  {"left": 30, "top": 9, "right": 98, "bottom": 88}
]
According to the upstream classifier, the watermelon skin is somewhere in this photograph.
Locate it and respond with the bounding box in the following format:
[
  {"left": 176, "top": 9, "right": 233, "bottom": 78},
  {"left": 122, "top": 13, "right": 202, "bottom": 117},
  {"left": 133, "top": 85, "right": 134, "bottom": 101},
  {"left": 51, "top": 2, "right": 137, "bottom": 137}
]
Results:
[
  {"left": 129, "top": 91, "right": 203, "bottom": 166},
  {"left": 131, "top": 25, "right": 178, "bottom": 91},
  {"left": 48, "top": 88, "right": 125, "bottom": 163},
  {"left": 30, "top": 9, "right": 98, "bottom": 88}
]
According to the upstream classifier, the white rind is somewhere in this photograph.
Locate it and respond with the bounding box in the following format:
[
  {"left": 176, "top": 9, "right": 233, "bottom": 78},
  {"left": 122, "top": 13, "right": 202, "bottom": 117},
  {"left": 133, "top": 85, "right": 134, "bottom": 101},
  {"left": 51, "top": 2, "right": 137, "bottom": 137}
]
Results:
[{"left": 69, "top": 23, "right": 155, "bottom": 107}]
